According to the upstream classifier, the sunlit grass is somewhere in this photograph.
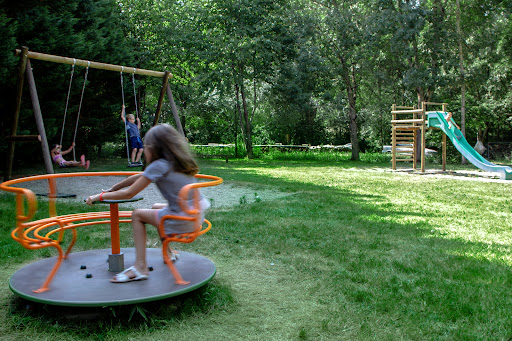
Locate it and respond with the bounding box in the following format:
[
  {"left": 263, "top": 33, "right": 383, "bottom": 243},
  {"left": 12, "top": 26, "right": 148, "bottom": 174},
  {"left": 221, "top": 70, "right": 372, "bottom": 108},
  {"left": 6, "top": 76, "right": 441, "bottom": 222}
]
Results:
[{"left": 1, "top": 159, "right": 512, "bottom": 340}]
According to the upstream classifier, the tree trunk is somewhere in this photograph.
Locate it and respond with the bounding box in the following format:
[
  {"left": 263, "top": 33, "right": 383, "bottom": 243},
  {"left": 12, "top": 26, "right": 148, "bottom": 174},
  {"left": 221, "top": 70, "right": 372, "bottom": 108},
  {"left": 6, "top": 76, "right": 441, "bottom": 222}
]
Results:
[
  {"left": 233, "top": 73, "right": 253, "bottom": 159},
  {"left": 240, "top": 79, "right": 253, "bottom": 159},
  {"left": 342, "top": 65, "right": 360, "bottom": 160},
  {"left": 232, "top": 60, "right": 254, "bottom": 159},
  {"left": 347, "top": 92, "right": 359, "bottom": 160}
]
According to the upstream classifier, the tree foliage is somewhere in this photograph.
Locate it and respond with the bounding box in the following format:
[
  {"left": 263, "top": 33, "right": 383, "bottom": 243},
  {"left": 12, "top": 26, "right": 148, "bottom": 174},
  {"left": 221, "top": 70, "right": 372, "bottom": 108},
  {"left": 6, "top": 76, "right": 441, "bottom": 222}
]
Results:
[{"left": 2, "top": 0, "right": 512, "bottom": 166}]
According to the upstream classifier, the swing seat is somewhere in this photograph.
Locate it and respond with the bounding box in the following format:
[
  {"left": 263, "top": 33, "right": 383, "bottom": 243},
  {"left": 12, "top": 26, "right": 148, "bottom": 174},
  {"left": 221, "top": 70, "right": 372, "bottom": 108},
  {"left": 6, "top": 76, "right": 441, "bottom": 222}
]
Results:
[
  {"left": 36, "top": 192, "right": 76, "bottom": 198},
  {"left": 127, "top": 162, "right": 143, "bottom": 168},
  {"left": 157, "top": 174, "right": 223, "bottom": 285}
]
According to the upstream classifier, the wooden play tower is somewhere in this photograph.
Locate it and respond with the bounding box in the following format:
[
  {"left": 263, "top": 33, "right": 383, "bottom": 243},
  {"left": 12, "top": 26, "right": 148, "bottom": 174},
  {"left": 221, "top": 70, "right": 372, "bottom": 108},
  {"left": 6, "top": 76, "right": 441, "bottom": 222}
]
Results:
[{"left": 391, "top": 102, "right": 448, "bottom": 173}]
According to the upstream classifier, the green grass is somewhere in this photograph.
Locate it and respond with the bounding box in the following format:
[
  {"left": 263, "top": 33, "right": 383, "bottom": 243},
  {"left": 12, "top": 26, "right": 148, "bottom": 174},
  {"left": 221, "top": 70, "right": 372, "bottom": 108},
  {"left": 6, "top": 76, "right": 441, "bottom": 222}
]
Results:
[
  {"left": 1, "top": 158, "right": 512, "bottom": 340},
  {"left": 190, "top": 145, "right": 393, "bottom": 163}
]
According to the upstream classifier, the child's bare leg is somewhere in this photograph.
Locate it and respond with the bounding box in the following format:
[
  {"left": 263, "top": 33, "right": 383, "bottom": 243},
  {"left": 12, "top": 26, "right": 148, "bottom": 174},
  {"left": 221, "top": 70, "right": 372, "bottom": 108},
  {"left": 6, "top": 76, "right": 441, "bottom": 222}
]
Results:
[
  {"left": 63, "top": 161, "right": 82, "bottom": 167},
  {"left": 131, "top": 148, "right": 137, "bottom": 163},
  {"left": 135, "top": 148, "right": 144, "bottom": 162},
  {"left": 129, "top": 209, "right": 160, "bottom": 276}
]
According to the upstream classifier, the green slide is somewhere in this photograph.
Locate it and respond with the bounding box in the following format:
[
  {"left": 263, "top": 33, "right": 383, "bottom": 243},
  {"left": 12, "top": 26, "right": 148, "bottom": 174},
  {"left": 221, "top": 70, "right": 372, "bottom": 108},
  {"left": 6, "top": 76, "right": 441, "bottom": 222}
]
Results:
[{"left": 427, "top": 111, "right": 512, "bottom": 180}]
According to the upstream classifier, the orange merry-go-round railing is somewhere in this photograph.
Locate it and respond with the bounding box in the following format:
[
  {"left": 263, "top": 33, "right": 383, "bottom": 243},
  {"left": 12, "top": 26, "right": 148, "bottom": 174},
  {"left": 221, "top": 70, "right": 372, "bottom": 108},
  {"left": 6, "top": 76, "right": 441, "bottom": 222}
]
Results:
[
  {"left": 0, "top": 171, "right": 223, "bottom": 293},
  {"left": 158, "top": 174, "right": 223, "bottom": 285}
]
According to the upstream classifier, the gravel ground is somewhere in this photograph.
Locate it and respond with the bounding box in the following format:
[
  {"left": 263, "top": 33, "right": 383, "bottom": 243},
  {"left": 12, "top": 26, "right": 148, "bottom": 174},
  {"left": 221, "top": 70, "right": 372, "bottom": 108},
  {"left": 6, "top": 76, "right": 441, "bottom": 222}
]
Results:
[
  {"left": 13, "top": 176, "right": 291, "bottom": 210},
  {"left": 14, "top": 167, "right": 506, "bottom": 212}
]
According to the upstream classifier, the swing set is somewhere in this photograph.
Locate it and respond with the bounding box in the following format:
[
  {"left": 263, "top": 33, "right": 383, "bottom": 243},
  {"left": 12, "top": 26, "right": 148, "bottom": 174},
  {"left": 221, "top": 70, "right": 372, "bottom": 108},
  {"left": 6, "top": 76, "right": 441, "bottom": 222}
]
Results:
[{"left": 5, "top": 46, "right": 186, "bottom": 180}]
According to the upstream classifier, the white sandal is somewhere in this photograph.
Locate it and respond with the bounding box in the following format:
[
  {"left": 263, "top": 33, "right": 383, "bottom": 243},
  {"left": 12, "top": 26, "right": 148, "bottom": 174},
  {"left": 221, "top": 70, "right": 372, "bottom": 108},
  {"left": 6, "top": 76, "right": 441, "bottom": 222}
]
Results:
[{"left": 111, "top": 266, "right": 149, "bottom": 283}]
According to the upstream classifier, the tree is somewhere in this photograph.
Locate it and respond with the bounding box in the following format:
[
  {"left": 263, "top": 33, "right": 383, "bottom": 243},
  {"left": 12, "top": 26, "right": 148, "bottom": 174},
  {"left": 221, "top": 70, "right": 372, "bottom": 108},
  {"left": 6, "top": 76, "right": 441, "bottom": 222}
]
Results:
[
  {"left": 309, "top": 0, "right": 374, "bottom": 160},
  {"left": 268, "top": 5, "right": 329, "bottom": 145},
  {"left": 200, "top": 0, "right": 290, "bottom": 158},
  {"left": 446, "top": 0, "right": 512, "bottom": 146}
]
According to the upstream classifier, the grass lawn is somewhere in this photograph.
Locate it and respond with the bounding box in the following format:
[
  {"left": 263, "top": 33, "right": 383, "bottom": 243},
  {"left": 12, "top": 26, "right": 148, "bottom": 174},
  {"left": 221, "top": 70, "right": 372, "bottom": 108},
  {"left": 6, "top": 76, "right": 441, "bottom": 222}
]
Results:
[{"left": 1, "top": 157, "right": 511, "bottom": 340}]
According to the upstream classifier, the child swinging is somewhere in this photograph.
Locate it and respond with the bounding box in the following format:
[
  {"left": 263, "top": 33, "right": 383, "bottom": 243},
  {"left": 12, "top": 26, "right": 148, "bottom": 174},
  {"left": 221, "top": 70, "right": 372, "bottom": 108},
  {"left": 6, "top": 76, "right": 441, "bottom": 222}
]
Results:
[
  {"left": 51, "top": 142, "right": 90, "bottom": 169},
  {"left": 53, "top": 61, "right": 91, "bottom": 169}
]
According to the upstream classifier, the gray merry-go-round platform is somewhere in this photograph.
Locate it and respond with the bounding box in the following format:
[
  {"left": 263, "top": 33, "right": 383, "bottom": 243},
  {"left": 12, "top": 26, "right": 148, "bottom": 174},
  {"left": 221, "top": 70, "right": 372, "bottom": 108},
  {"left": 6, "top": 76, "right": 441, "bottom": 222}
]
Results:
[{"left": 9, "top": 248, "right": 215, "bottom": 307}]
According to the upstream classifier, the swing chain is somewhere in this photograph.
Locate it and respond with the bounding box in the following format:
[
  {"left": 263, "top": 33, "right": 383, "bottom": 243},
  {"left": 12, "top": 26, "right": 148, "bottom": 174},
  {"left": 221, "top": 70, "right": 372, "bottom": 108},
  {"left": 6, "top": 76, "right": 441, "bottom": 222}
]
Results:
[
  {"left": 59, "top": 59, "right": 76, "bottom": 147},
  {"left": 120, "top": 66, "right": 125, "bottom": 105},
  {"left": 131, "top": 72, "right": 139, "bottom": 119},
  {"left": 72, "top": 61, "right": 90, "bottom": 162},
  {"left": 121, "top": 67, "right": 131, "bottom": 164}
]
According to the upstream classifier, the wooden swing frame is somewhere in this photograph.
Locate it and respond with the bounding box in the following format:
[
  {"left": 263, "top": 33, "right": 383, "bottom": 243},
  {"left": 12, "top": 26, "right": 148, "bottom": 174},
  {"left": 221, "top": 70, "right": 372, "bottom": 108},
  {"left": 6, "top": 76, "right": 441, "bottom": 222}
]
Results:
[{"left": 5, "top": 46, "right": 185, "bottom": 180}]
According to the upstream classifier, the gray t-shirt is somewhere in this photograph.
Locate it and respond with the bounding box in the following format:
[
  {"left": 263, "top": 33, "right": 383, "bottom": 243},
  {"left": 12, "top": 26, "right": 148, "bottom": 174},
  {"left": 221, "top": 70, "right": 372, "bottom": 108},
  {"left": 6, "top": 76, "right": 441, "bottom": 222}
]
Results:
[
  {"left": 143, "top": 158, "right": 196, "bottom": 213},
  {"left": 143, "top": 158, "right": 207, "bottom": 234}
]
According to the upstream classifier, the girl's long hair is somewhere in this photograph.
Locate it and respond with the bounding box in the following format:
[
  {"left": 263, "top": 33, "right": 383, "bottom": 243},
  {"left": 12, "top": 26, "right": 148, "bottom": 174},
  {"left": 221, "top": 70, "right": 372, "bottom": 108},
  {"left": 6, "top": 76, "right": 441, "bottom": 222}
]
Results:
[{"left": 144, "top": 124, "right": 198, "bottom": 175}]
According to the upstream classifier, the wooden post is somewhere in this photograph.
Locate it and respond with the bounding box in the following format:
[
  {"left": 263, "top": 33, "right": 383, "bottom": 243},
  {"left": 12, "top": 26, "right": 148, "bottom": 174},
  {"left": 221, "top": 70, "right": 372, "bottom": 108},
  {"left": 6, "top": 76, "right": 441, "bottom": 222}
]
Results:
[
  {"left": 412, "top": 105, "right": 417, "bottom": 170},
  {"left": 442, "top": 133, "right": 447, "bottom": 171},
  {"left": 26, "top": 59, "right": 53, "bottom": 175},
  {"left": 391, "top": 104, "right": 396, "bottom": 170},
  {"left": 166, "top": 83, "right": 185, "bottom": 136},
  {"left": 442, "top": 103, "right": 447, "bottom": 171},
  {"left": 154, "top": 71, "right": 170, "bottom": 126},
  {"left": 5, "top": 46, "right": 29, "bottom": 180},
  {"left": 415, "top": 120, "right": 421, "bottom": 166},
  {"left": 420, "top": 103, "right": 426, "bottom": 173}
]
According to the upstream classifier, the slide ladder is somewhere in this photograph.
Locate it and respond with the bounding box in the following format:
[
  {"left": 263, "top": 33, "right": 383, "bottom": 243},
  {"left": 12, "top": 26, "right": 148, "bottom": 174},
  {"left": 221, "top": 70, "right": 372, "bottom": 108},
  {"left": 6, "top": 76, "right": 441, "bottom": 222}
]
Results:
[{"left": 427, "top": 111, "right": 512, "bottom": 180}]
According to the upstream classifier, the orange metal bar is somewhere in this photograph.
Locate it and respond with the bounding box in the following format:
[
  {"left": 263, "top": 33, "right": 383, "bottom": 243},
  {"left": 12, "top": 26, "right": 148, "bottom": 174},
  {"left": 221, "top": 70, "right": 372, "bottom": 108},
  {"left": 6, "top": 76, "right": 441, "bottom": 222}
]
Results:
[
  {"left": 110, "top": 203, "right": 121, "bottom": 255},
  {"left": 48, "top": 178, "right": 57, "bottom": 217},
  {"left": 33, "top": 244, "right": 63, "bottom": 293},
  {"left": 63, "top": 228, "right": 77, "bottom": 258},
  {"left": 162, "top": 239, "right": 189, "bottom": 285}
]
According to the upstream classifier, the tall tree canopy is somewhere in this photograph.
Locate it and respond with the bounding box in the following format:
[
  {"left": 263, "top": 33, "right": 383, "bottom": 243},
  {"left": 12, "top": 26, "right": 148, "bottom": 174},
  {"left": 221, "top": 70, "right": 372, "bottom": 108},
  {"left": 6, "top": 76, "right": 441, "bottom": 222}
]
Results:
[{"left": 2, "top": 0, "right": 512, "bottom": 165}]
